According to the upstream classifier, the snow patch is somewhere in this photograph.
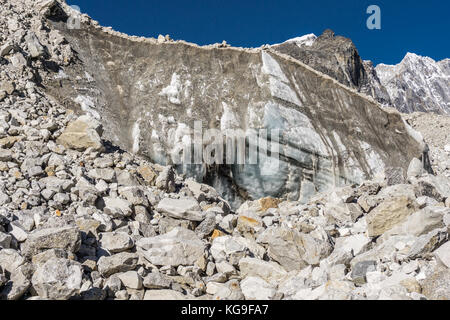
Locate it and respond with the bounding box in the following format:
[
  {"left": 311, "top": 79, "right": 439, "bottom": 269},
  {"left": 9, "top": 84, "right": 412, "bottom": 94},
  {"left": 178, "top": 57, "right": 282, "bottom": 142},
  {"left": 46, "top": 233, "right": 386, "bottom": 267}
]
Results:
[
  {"left": 132, "top": 119, "right": 141, "bottom": 154},
  {"left": 74, "top": 95, "right": 100, "bottom": 119},
  {"left": 284, "top": 33, "right": 317, "bottom": 47},
  {"left": 159, "top": 73, "right": 182, "bottom": 105}
]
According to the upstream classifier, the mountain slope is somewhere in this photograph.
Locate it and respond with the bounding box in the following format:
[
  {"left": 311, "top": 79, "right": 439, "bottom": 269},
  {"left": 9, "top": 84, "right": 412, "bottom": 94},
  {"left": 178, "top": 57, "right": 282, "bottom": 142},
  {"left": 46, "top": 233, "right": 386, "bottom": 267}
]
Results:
[
  {"left": 376, "top": 53, "right": 450, "bottom": 114},
  {"left": 271, "top": 30, "right": 392, "bottom": 106}
]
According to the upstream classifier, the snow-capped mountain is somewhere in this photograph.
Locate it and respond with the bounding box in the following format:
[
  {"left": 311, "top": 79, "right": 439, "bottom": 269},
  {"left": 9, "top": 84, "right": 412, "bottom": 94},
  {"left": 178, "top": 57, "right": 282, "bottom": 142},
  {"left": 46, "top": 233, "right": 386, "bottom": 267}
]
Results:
[
  {"left": 376, "top": 53, "right": 450, "bottom": 114},
  {"left": 273, "top": 32, "right": 449, "bottom": 115},
  {"left": 271, "top": 30, "right": 392, "bottom": 106}
]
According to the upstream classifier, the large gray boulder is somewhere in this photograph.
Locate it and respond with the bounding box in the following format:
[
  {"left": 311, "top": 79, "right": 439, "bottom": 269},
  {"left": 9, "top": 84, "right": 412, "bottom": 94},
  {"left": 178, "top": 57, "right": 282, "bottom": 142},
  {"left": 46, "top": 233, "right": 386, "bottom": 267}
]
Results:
[
  {"left": 21, "top": 227, "right": 81, "bottom": 258},
  {"left": 31, "top": 258, "right": 83, "bottom": 300},
  {"left": 136, "top": 227, "right": 205, "bottom": 267},
  {"left": 56, "top": 115, "right": 104, "bottom": 152}
]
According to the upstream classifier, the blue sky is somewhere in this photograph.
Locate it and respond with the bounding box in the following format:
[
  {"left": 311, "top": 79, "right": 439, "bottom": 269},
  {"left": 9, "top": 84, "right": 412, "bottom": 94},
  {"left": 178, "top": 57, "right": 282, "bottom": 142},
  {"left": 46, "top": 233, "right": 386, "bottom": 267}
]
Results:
[{"left": 67, "top": 0, "right": 449, "bottom": 65}]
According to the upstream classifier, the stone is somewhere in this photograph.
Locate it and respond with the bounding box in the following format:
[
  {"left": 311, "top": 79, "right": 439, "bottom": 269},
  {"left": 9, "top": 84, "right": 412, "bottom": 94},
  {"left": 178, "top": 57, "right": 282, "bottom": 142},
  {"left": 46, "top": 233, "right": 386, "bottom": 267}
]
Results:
[
  {"left": 385, "top": 167, "right": 405, "bottom": 186},
  {"left": 87, "top": 168, "right": 115, "bottom": 182},
  {"left": 324, "top": 203, "right": 363, "bottom": 226},
  {"left": 195, "top": 213, "right": 217, "bottom": 238},
  {"left": 0, "top": 271, "right": 30, "bottom": 300},
  {"left": 97, "top": 252, "right": 139, "bottom": 277},
  {"left": 0, "top": 136, "right": 21, "bottom": 149},
  {"left": 185, "top": 179, "right": 220, "bottom": 202},
  {"left": 142, "top": 272, "right": 172, "bottom": 289},
  {"left": 434, "top": 241, "right": 450, "bottom": 268},
  {"left": 0, "top": 81, "right": 15, "bottom": 95},
  {"left": 407, "top": 230, "right": 447, "bottom": 259},
  {"left": 415, "top": 175, "right": 450, "bottom": 202},
  {"left": 236, "top": 215, "right": 262, "bottom": 238},
  {"left": 400, "top": 278, "right": 422, "bottom": 293},
  {"left": 219, "top": 214, "right": 237, "bottom": 233},
  {"left": 8, "top": 221, "right": 28, "bottom": 242},
  {"left": 210, "top": 235, "right": 265, "bottom": 265},
  {"left": 366, "top": 196, "right": 419, "bottom": 237},
  {"left": 156, "top": 197, "right": 204, "bottom": 221},
  {"left": 22, "top": 226, "right": 80, "bottom": 257},
  {"left": 421, "top": 267, "right": 450, "bottom": 300},
  {"left": 99, "top": 231, "right": 134, "bottom": 253},
  {"left": 327, "top": 234, "right": 371, "bottom": 266},
  {"left": 214, "top": 261, "right": 234, "bottom": 277},
  {"left": 143, "top": 289, "right": 186, "bottom": 300},
  {"left": 117, "top": 271, "right": 142, "bottom": 290},
  {"left": 0, "top": 42, "right": 14, "bottom": 57},
  {"left": 0, "top": 249, "right": 25, "bottom": 274},
  {"left": 31, "top": 258, "right": 83, "bottom": 300},
  {"left": 384, "top": 206, "right": 446, "bottom": 238},
  {"left": 56, "top": 115, "right": 104, "bottom": 152},
  {"left": 31, "top": 248, "right": 68, "bottom": 266},
  {"left": 239, "top": 257, "right": 287, "bottom": 284},
  {"left": 103, "top": 275, "right": 122, "bottom": 296},
  {"left": 137, "top": 165, "right": 157, "bottom": 185},
  {"left": 0, "top": 148, "right": 13, "bottom": 161},
  {"left": 257, "top": 226, "right": 330, "bottom": 271},
  {"left": 136, "top": 227, "right": 205, "bottom": 267},
  {"left": 0, "top": 232, "right": 12, "bottom": 248},
  {"left": 407, "top": 158, "right": 423, "bottom": 178},
  {"left": 155, "top": 166, "right": 176, "bottom": 192},
  {"left": 240, "top": 276, "right": 277, "bottom": 300},
  {"left": 351, "top": 261, "right": 376, "bottom": 285},
  {"left": 25, "top": 32, "right": 45, "bottom": 58},
  {"left": 118, "top": 186, "right": 148, "bottom": 206},
  {"left": 103, "top": 197, "right": 133, "bottom": 218}
]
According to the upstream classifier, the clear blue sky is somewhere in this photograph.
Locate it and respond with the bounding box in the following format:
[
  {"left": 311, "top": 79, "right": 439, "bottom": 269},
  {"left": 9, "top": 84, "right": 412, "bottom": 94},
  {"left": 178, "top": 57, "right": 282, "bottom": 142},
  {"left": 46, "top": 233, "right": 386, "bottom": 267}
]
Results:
[{"left": 67, "top": 0, "right": 449, "bottom": 65}]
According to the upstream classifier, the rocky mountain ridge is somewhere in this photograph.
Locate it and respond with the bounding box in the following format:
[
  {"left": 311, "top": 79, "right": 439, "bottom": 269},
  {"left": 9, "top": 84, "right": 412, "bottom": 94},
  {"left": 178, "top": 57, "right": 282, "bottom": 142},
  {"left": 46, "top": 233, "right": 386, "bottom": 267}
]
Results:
[
  {"left": 273, "top": 31, "right": 450, "bottom": 115},
  {"left": 376, "top": 53, "right": 450, "bottom": 114}
]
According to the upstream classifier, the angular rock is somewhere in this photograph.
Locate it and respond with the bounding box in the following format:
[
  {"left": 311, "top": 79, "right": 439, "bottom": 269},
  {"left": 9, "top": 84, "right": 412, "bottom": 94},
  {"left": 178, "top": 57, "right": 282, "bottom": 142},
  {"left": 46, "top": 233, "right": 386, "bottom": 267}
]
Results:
[
  {"left": 143, "top": 289, "right": 186, "bottom": 300},
  {"left": 25, "top": 32, "right": 45, "bottom": 58},
  {"left": 99, "top": 231, "right": 134, "bottom": 253},
  {"left": 56, "top": 115, "right": 104, "bottom": 152},
  {"left": 156, "top": 197, "right": 204, "bottom": 221},
  {"left": 97, "top": 252, "right": 139, "bottom": 277},
  {"left": 351, "top": 261, "right": 376, "bottom": 285},
  {"left": 22, "top": 226, "right": 81, "bottom": 257},
  {"left": 434, "top": 241, "right": 450, "bottom": 269},
  {"left": 0, "top": 249, "right": 25, "bottom": 274},
  {"left": 257, "top": 227, "right": 330, "bottom": 271},
  {"left": 142, "top": 272, "right": 172, "bottom": 289},
  {"left": 415, "top": 175, "right": 450, "bottom": 202},
  {"left": 366, "top": 196, "right": 419, "bottom": 237},
  {"left": 103, "top": 197, "right": 133, "bottom": 218},
  {"left": 155, "top": 166, "right": 176, "bottom": 192},
  {"left": 407, "top": 158, "right": 423, "bottom": 178},
  {"left": 136, "top": 228, "right": 205, "bottom": 267},
  {"left": 32, "top": 258, "right": 83, "bottom": 300},
  {"left": 239, "top": 257, "right": 287, "bottom": 284},
  {"left": 240, "top": 276, "right": 277, "bottom": 300},
  {"left": 117, "top": 271, "right": 142, "bottom": 290},
  {"left": 210, "top": 235, "right": 265, "bottom": 265},
  {"left": 0, "top": 232, "right": 12, "bottom": 249},
  {"left": 0, "top": 271, "right": 30, "bottom": 300},
  {"left": 421, "top": 267, "right": 450, "bottom": 300},
  {"left": 87, "top": 168, "right": 115, "bottom": 182},
  {"left": 384, "top": 206, "right": 446, "bottom": 238}
]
